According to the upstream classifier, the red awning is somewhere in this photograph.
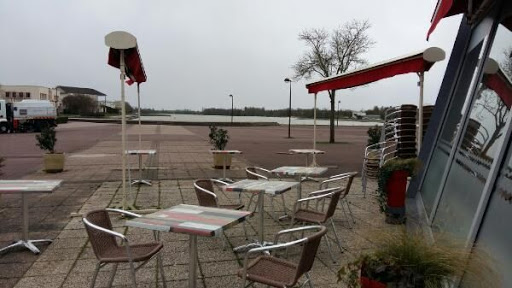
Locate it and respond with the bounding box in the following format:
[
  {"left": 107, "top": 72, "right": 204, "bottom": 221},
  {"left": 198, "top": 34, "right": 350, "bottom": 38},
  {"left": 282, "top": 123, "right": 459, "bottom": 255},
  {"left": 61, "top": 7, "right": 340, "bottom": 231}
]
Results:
[
  {"left": 108, "top": 46, "right": 147, "bottom": 84},
  {"left": 427, "top": 0, "right": 510, "bottom": 40},
  {"left": 305, "top": 47, "right": 445, "bottom": 94},
  {"left": 485, "top": 68, "right": 512, "bottom": 108},
  {"left": 427, "top": 0, "right": 466, "bottom": 40}
]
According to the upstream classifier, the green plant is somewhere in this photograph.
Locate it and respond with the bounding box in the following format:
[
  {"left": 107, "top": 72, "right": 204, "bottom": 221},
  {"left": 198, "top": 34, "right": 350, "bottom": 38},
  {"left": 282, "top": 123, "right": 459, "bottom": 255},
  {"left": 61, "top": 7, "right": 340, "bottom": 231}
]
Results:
[
  {"left": 36, "top": 126, "right": 57, "bottom": 153},
  {"left": 367, "top": 125, "right": 381, "bottom": 146},
  {"left": 208, "top": 125, "right": 229, "bottom": 150},
  {"left": 56, "top": 116, "right": 68, "bottom": 124},
  {"left": 338, "top": 231, "right": 498, "bottom": 288},
  {"left": 377, "top": 158, "right": 420, "bottom": 212}
]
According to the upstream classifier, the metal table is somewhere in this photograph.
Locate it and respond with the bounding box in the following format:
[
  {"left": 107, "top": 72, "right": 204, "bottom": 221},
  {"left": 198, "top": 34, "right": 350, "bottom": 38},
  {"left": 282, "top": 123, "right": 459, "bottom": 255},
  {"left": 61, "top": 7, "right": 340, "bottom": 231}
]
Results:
[
  {"left": 209, "top": 150, "right": 242, "bottom": 182},
  {"left": 125, "top": 204, "right": 251, "bottom": 288},
  {"left": 271, "top": 166, "right": 328, "bottom": 216},
  {"left": 289, "top": 149, "right": 325, "bottom": 167},
  {"left": 0, "top": 180, "right": 62, "bottom": 254},
  {"left": 125, "top": 149, "right": 156, "bottom": 186},
  {"left": 222, "top": 179, "right": 298, "bottom": 250}
]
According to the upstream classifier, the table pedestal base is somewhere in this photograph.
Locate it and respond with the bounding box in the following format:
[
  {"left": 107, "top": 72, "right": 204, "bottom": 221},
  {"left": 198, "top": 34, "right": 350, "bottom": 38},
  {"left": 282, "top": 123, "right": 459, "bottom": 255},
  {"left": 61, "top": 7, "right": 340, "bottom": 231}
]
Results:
[
  {"left": 131, "top": 179, "right": 152, "bottom": 186},
  {"left": 0, "top": 239, "right": 52, "bottom": 254}
]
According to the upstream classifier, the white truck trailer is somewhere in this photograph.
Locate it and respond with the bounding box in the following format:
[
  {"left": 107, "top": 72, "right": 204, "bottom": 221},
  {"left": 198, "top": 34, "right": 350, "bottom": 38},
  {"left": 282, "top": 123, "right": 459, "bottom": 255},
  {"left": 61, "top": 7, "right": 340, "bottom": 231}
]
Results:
[{"left": 0, "top": 100, "right": 57, "bottom": 133}]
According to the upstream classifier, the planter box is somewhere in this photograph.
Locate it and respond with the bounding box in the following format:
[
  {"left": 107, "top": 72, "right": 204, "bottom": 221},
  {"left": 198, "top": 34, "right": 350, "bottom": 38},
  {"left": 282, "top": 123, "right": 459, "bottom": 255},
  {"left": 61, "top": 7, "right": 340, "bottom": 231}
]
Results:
[
  {"left": 213, "top": 154, "right": 232, "bottom": 169},
  {"left": 43, "top": 153, "right": 65, "bottom": 173},
  {"left": 385, "top": 170, "right": 408, "bottom": 224}
]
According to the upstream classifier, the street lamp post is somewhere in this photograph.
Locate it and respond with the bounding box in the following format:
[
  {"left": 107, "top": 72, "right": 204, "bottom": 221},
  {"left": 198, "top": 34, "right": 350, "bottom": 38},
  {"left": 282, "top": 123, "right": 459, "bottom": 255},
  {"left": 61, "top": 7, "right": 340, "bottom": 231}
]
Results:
[
  {"left": 284, "top": 78, "right": 292, "bottom": 138},
  {"left": 229, "top": 94, "right": 233, "bottom": 124},
  {"left": 337, "top": 100, "right": 341, "bottom": 127}
]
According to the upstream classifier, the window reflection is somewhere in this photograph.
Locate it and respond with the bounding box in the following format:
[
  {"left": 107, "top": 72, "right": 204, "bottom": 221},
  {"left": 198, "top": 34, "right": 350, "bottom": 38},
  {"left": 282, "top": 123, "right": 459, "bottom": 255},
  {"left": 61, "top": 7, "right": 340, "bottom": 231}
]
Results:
[
  {"left": 432, "top": 21, "right": 512, "bottom": 239},
  {"left": 461, "top": 59, "right": 511, "bottom": 163}
]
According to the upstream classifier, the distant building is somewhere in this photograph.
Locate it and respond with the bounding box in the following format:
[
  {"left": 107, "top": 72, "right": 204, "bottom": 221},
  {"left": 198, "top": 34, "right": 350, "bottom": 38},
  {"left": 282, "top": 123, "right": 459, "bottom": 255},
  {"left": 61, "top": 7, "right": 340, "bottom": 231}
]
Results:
[
  {"left": 0, "top": 85, "right": 59, "bottom": 107},
  {"left": 56, "top": 86, "right": 107, "bottom": 113}
]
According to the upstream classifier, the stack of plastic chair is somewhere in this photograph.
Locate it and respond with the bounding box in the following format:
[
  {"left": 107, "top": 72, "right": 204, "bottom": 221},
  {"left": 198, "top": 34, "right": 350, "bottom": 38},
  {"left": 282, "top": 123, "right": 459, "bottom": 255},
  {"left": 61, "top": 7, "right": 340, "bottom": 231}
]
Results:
[{"left": 361, "top": 105, "right": 418, "bottom": 196}]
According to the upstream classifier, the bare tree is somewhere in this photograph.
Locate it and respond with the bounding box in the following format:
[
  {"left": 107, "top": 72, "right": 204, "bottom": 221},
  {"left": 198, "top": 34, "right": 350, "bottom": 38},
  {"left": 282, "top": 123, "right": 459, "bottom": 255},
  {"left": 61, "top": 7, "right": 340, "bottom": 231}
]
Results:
[{"left": 293, "top": 20, "right": 374, "bottom": 143}]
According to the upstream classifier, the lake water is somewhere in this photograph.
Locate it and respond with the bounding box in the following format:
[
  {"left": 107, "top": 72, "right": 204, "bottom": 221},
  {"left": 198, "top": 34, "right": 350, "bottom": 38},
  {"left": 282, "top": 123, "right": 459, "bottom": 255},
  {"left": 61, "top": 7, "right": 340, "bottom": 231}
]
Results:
[{"left": 139, "top": 114, "right": 381, "bottom": 127}]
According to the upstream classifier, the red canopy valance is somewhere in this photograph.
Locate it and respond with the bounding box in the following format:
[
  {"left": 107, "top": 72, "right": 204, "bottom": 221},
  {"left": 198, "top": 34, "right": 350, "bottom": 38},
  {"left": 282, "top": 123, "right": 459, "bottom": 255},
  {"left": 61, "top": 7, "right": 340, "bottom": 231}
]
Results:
[
  {"left": 108, "top": 46, "right": 147, "bottom": 84},
  {"left": 485, "top": 68, "right": 512, "bottom": 108},
  {"left": 306, "top": 47, "right": 445, "bottom": 94},
  {"left": 427, "top": 0, "right": 511, "bottom": 40}
]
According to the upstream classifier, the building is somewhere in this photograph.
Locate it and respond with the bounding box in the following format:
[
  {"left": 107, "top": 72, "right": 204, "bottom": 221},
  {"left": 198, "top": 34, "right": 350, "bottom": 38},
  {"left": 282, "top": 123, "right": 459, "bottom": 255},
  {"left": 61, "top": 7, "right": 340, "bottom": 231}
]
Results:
[
  {"left": 56, "top": 86, "right": 107, "bottom": 113},
  {"left": 408, "top": 0, "right": 512, "bottom": 286},
  {"left": 0, "top": 85, "right": 59, "bottom": 106}
]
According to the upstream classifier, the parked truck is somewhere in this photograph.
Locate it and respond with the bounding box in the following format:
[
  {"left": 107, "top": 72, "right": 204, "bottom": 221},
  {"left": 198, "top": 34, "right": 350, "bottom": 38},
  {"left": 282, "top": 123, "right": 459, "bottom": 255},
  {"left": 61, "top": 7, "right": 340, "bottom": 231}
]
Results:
[{"left": 0, "top": 99, "right": 57, "bottom": 133}]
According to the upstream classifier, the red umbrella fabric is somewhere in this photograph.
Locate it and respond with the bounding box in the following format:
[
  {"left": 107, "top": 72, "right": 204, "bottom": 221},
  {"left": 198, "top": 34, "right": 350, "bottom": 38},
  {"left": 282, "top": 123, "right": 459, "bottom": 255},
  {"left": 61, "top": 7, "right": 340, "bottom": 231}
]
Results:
[{"left": 108, "top": 47, "right": 147, "bottom": 84}]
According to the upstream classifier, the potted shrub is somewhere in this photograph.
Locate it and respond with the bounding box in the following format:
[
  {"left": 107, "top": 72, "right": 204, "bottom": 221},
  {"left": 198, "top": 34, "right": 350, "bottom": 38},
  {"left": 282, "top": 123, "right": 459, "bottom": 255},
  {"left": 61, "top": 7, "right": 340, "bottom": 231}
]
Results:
[
  {"left": 208, "top": 125, "right": 230, "bottom": 169},
  {"left": 36, "top": 126, "right": 65, "bottom": 173},
  {"left": 377, "top": 157, "right": 420, "bottom": 224},
  {"left": 338, "top": 231, "right": 497, "bottom": 288}
]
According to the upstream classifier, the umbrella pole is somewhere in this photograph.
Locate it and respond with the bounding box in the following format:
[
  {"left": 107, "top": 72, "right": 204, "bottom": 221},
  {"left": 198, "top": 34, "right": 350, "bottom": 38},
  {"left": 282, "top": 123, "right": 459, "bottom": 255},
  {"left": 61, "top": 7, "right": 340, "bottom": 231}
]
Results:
[
  {"left": 137, "top": 83, "right": 142, "bottom": 151},
  {"left": 120, "top": 50, "right": 128, "bottom": 210},
  {"left": 312, "top": 93, "right": 318, "bottom": 166},
  {"left": 418, "top": 72, "right": 424, "bottom": 152}
]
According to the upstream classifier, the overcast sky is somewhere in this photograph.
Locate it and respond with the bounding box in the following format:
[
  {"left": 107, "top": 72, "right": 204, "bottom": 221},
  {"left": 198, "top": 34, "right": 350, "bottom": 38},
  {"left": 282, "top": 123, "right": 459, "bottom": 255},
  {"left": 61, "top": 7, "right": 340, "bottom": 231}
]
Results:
[{"left": 0, "top": 0, "right": 462, "bottom": 111}]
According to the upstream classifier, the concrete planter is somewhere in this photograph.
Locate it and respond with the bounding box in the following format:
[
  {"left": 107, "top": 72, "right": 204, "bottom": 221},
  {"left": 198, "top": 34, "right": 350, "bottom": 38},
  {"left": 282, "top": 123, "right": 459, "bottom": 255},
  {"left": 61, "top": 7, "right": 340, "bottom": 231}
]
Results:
[
  {"left": 213, "top": 154, "right": 231, "bottom": 169},
  {"left": 43, "top": 153, "right": 65, "bottom": 173}
]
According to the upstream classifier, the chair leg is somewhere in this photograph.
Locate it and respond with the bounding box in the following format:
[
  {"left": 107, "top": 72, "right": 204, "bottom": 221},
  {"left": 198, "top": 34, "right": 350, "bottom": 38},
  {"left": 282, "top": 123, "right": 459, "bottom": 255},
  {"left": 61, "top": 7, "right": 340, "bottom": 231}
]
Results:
[
  {"left": 222, "top": 233, "right": 229, "bottom": 250},
  {"left": 339, "top": 201, "right": 353, "bottom": 229},
  {"left": 107, "top": 263, "right": 118, "bottom": 288},
  {"left": 158, "top": 253, "right": 168, "bottom": 288},
  {"left": 242, "top": 220, "right": 248, "bottom": 240},
  {"left": 324, "top": 232, "right": 337, "bottom": 263},
  {"left": 128, "top": 259, "right": 137, "bottom": 287},
  {"left": 90, "top": 262, "right": 101, "bottom": 288},
  {"left": 305, "top": 272, "right": 314, "bottom": 288},
  {"left": 330, "top": 219, "right": 344, "bottom": 254},
  {"left": 280, "top": 194, "right": 288, "bottom": 216},
  {"left": 344, "top": 199, "right": 356, "bottom": 224}
]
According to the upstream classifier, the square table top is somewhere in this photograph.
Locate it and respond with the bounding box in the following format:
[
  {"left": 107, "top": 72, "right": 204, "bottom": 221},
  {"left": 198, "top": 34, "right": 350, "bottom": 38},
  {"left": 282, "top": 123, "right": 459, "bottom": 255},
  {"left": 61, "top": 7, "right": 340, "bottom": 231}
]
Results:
[
  {"left": 289, "top": 149, "right": 325, "bottom": 154},
  {"left": 0, "top": 180, "right": 62, "bottom": 194},
  {"left": 125, "top": 149, "right": 157, "bottom": 155},
  {"left": 209, "top": 150, "right": 242, "bottom": 155},
  {"left": 222, "top": 179, "right": 298, "bottom": 196},
  {"left": 125, "top": 204, "right": 251, "bottom": 237},
  {"left": 271, "top": 166, "right": 328, "bottom": 177}
]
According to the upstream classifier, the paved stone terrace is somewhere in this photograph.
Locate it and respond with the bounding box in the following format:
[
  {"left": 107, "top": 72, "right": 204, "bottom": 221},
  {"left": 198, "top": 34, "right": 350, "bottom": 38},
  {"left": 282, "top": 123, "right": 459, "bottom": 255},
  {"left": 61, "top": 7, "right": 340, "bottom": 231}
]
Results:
[{"left": 0, "top": 124, "right": 396, "bottom": 288}]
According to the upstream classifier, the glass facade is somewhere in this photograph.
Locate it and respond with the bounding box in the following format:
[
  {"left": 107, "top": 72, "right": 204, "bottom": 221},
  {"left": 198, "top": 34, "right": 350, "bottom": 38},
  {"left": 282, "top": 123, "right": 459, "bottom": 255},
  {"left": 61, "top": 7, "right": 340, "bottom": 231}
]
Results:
[{"left": 417, "top": 1, "right": 512, "bottom": 286}]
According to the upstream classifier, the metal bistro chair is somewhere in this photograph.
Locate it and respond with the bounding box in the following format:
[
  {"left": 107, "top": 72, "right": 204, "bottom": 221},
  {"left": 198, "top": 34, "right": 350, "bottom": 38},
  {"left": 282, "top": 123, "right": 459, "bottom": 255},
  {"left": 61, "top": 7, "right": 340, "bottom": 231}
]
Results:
[
  {"left": 289, "top": 186, "right": 344, "bottom": 263},
  {"left": 83, "top": 208, "right": 167, "bottom": 288},
  {"left": 193, "top": 179, "right": 249, "bottom": 242},
  {"left": 320, "top": 172, "right": 358, "bottom": 227},
  {"left": 245, "top": 166, "right": 287, "bottom": 220},
  {"left": 238, "top": 225, "right": 327, "bottom": 288}
]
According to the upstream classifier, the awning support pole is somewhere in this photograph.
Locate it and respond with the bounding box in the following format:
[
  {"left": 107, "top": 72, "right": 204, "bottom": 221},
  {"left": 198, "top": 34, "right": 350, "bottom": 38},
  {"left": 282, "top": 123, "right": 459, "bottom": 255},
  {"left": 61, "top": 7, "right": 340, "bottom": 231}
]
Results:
[
  {"left": 312, "top": 93, "right": 318, "bottom": 166},
  {"left": 137, "top": 83, "right": 142, "bottom": 150},
  {"left": 120, "top": 50, "right": 127, "bottom": 210},
  {"left": 418, "top": 72, "right": 424, "bottom": 152}
]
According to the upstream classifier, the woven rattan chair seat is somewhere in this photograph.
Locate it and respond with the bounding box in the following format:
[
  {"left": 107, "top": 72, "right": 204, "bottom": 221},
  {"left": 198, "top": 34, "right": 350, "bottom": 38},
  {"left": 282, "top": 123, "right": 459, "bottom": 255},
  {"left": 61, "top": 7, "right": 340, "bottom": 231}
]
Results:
[
  {"left": 99, "top": 242, "right": 163, "bottom": 263},
  {"left": 238, "top": 255, "right": 298, "bottom": 287}
]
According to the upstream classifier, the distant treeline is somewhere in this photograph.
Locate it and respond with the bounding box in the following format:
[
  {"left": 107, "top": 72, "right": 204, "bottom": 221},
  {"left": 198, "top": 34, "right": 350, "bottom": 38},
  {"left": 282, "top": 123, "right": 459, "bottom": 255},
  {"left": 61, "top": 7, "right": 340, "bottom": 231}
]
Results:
[{"left": 140, "top": 106, "right": 390, "bottom": 120}]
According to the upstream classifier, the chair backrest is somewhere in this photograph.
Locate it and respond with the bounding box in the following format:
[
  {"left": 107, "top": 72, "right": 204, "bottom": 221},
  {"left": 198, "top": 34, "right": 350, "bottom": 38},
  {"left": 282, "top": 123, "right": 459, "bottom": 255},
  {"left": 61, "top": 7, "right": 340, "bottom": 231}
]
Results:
[
  {"left": 83, "top": 209, "right": 119, "bottom": 261},
  {"left": 294, "top": 226, "right": 327, "bottom": 280},
  {"left": 339, "top": 172, "right": 357, "bottom": 199},
  {"left": 324, "top": 188, "right": 343, "bottom": 220},
  {"left": 245, "top": 167, "right": 269, "bottom": 180},
  {"left": 194, "top": 179, "right": 218, "bottom": 207}
]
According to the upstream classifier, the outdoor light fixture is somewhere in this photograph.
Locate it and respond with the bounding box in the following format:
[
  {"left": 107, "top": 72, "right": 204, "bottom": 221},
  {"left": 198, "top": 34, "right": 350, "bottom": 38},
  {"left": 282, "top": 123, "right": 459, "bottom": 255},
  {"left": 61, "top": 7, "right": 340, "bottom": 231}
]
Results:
[
  {"left": 229, "top": 94, "right": 233, "bottom": 124},
  {"left": 284, "top": 78, "right": 292, "bottom": 138}
]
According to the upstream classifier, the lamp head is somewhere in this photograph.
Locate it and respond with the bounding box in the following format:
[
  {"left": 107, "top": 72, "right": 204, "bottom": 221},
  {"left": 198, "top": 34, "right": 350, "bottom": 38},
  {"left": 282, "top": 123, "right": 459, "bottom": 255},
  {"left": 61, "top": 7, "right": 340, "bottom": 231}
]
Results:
[{"left": 284, "top": 78, "right": 291, "bottom": 83}]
